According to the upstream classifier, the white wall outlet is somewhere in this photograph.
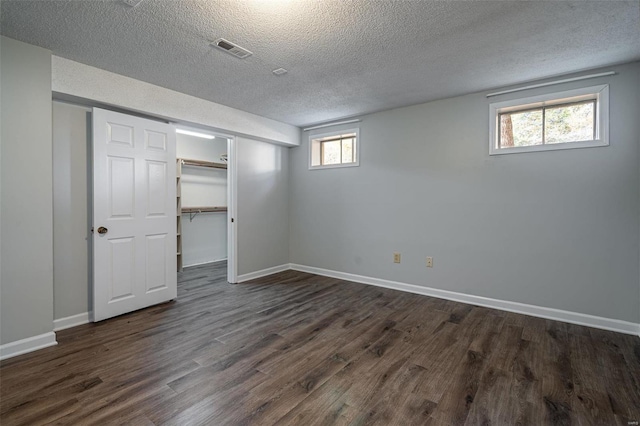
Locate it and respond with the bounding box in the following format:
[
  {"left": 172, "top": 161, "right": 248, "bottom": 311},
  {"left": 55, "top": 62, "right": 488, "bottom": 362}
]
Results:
[
  {"left": 426, "top": 257, "right": 433, "bottom": 267},
  {"left": 393, "top": 253, "right": 401, "bottom": 264}
]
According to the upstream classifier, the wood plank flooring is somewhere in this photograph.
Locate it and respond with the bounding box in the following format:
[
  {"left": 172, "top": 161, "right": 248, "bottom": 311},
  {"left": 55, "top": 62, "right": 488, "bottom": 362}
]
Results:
[{"left": 1, "top": 262, "right": 639, "bottom": 425}]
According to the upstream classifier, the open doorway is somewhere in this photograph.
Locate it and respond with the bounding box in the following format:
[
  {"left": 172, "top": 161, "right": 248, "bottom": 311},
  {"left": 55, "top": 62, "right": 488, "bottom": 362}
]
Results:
[
  {"left": 52, "top": 102, "right": 239, "bottom": 328},
  {"left": 175, "top": 127, "right": 236, "bottom": 283}
]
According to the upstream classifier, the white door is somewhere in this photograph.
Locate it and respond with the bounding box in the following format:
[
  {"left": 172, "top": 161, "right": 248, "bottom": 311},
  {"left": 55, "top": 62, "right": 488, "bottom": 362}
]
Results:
[{"left": 93, "top": 108, "right": 177, "bottom": 322}]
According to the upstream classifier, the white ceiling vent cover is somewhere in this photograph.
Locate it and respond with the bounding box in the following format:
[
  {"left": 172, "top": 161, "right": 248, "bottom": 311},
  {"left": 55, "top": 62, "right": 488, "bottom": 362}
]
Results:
[
  {"left": 212, "top": 38, "right": 253, "bottom": 59},
  {"left": 121, "top": 0, "right": 144, "bottom": 7}
]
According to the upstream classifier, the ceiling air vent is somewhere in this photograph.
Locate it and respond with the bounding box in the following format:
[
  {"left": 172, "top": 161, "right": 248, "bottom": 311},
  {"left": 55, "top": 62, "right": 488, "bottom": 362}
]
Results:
[
  {"left": 121, "top": 0, "right": 144, "bottom": 7},
  {"left": 212, "top": 38, "right": 253, "bottom": 59}
]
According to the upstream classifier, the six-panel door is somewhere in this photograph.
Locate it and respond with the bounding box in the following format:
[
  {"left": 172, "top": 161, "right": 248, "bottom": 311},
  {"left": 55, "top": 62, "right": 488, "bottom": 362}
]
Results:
[{"left": 93, "top": 108, "right": 177, "bottom": 322}]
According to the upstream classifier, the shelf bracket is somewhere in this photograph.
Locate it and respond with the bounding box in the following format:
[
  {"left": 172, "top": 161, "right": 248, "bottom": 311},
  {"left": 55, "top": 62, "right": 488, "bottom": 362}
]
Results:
[{"left": 189, "top": 210, "right": 200, "bottom": 222}]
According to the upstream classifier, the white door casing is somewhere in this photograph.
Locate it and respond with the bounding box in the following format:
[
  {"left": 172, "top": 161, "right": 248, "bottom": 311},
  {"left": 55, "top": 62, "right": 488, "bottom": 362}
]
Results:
[
  {"left": 93, "top": 108, "right": 177, "bottom": 322},
  {"left": 227, "top": 136, "right": 238, "bottom": 284}
]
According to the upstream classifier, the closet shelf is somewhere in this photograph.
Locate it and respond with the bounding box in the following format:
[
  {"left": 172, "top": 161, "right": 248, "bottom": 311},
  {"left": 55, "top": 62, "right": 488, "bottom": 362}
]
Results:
[
  {"left": 182, "top": 206, "right": 227, "bottom": 213},
  {"left": 179, "top": 158, "right": 227, "bottom": 170}
]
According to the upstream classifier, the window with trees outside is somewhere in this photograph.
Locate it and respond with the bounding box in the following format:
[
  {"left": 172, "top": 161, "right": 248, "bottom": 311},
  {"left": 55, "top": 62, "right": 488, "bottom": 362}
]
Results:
[
  {"left": 489, "top": 84, "right": 609, "bottom": 155},
  {"left": 309, "top": 128, "right": 359, "bottom": 169}
]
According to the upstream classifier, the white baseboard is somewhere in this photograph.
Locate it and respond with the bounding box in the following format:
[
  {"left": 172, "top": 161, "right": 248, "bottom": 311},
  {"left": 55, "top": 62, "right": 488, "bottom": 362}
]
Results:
[
  {"left": 182, "top": 258, "right": 228, "bottom": 269},
  {"left": 290, "top": 264, "right": 640, "bottom": 337},
  {"left": 237, "top": 264, "right": 292, "bottom": 283},
  {"left": 53, "top": 312, "right": 92, "bottom": 331},
  {"left": 0, "top": 332, "right": 57, "bottom": 361}
]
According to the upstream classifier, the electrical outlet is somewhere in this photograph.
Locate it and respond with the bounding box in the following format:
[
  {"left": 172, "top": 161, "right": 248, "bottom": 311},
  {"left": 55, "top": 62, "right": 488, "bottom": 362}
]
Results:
[
  {"left": 393, "top": 253, "right": 401, "bottom": 264},
  {"left": 426, "top": 257, "right": 433, "bottom": 268}
]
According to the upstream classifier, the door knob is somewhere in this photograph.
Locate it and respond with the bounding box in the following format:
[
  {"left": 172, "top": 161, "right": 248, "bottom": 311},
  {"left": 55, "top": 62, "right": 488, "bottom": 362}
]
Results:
[{"left": 97, "top": 226, "right": 108, "bottom": 235}]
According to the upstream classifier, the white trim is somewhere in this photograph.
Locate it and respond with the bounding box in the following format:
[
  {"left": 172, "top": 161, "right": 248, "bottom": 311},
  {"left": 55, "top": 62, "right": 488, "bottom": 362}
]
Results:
[
  {"left": 489, "top": 84, "right": 609, "bottom": 156},
  {"left": 0, "top": 332, "right": 58, "bottom": 361},
  {"left": 53, "top": 312, "right": 92, "bottom": 331},
  {"left": 289, "top": 264, "right": 640, "bottom": 337},
  {"left": 182, "top": 258, "right": 228, "bottom": 269},
  {"left": 486, "top": 71, "right": 615, "bottom": 98},
  {"left": 227, "top": 136, "right": 238, "bottom": 284},
  {"left": 237, "top": 264, "right": 291, "bottom": 283},
  {"left": 489, "top": 139, "right": 608, "bottom": 156}
]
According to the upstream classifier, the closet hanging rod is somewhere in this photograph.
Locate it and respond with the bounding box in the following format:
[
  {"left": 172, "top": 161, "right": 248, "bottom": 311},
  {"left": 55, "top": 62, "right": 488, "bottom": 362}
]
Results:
[
  {"left": 182, "top": 206, "right": 228, "bottom": 221},
  {"left": 179, "top": 158, "right": 227, "bottom": 169}
]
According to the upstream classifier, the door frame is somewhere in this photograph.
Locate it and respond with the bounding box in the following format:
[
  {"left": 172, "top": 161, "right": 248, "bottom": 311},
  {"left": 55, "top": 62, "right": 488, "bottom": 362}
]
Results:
[{"left": 226, "top": 136, "right": 238, "bottom": 284}]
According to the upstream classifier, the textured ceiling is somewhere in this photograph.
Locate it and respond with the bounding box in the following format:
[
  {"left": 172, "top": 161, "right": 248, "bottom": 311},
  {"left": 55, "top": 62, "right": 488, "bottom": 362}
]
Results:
[{"left": 2, "top": 1, "right": 639, "bottom": 127}]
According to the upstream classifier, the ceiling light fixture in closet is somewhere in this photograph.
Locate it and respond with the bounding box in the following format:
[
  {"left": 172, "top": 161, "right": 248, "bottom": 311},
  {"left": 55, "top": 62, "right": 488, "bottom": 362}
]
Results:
[{"left": 176, "top": 129, "right": 215, "bottom": 139}]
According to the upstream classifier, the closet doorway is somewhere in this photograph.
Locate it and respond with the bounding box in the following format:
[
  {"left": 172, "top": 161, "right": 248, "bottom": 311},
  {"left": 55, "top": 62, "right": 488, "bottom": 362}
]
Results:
[{"left": 175, "top": 127, "right": 236, "bottom": 283}]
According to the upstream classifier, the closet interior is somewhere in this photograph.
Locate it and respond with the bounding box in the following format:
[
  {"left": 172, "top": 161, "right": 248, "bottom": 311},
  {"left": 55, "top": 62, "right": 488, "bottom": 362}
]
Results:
[{"left": 176, "top": 130, "right": 228, "bottom": 271}]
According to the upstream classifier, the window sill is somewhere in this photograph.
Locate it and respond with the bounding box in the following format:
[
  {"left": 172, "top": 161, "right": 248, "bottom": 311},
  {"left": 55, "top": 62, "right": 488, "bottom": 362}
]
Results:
[
  {"left": 490, "top": 139, "right": 608, "bottom": 156},
  {"left": 309, "top": 162, "right": 360, "bottom": 170}
]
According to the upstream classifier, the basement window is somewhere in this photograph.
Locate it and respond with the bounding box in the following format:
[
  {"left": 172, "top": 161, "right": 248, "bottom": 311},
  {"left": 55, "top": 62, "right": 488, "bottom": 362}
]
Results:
[
  {"left": 489, "top": 85, "right": 609, "bottom": 155},
  {"left": 309, "top": 129, "right": 359, "bottom": 169}
]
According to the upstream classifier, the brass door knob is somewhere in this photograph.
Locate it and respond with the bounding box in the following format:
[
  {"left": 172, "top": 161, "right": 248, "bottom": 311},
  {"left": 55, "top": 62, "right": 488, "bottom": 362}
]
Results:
[{"left": 97, "top": 226, "right": 108, "bottom": 235}]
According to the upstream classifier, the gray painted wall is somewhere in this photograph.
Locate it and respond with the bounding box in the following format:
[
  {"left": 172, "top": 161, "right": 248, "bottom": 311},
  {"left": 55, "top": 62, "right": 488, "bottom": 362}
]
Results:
[
  {"left": 289, "top": 62, "right": 640, "bottom": 323},
  {"left": 1, "top": 37, "right": 54, "bottom": 343},
  {"left": 52, "top": 101, "right": 91, "bottom": 320},
  {"left": 237, "top": 137, "right": 290, "bottom": 275}
]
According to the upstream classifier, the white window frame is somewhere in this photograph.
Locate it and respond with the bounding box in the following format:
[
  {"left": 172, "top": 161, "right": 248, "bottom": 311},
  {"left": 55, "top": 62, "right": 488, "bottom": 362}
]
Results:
[
  {"left": 308, "top": 128, "right": 360, "bottom": 170},
  {"left": 489, "top": 84, "right": 609, "bottom": 156}
]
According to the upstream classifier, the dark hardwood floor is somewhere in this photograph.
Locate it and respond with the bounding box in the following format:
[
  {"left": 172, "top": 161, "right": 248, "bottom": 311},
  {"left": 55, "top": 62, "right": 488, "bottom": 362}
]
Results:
[{"left": 1, "top": 262, "right": 639, "bottom": 425}]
